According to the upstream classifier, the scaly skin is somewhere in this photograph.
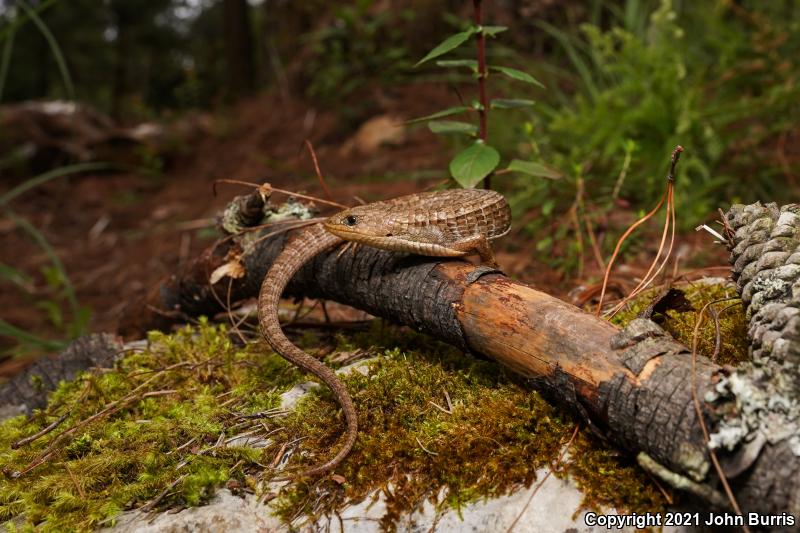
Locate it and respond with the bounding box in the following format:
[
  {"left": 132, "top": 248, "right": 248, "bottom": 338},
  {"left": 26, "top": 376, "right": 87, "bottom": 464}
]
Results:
[
  {"left": 259, "top": 189, "right": 511, "bottom": 478},
  {"left": 324, "top": 189, "right": 511, "bottom": 265}
]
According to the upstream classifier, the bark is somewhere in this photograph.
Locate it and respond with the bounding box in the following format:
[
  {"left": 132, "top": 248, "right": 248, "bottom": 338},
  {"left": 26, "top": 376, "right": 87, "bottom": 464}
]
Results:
[
  {"left": 0, "top": 334, "right": 123, "bottom": 417},
  {"left": 118, "top": 200, "right": 800, "bottom": 522}
]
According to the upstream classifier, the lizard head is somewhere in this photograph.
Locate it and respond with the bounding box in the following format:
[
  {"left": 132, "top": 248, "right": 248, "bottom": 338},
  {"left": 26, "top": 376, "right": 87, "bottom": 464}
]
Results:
[{"left": 323, "top": 205, "right": 393, "bottom": 241}]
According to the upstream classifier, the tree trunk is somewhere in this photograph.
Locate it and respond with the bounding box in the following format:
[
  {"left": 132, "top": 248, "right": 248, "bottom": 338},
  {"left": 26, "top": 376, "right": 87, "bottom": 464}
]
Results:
[
  {"left": 222, "top": 0, "right": 255, "bottom": 98},
  {"left": 110, "top": 5, "right": 130, "bottom": 121}
]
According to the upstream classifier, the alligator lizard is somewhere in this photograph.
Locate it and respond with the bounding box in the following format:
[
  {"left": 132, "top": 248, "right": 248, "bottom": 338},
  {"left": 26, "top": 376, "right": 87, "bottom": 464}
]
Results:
[{"left": 257, "top": 188, "right": 511, "bottom": 478}]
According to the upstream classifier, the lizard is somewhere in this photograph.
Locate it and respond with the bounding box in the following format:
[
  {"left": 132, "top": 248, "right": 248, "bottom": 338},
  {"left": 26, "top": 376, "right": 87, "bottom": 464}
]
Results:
[{"left": 257, "top": 188, "right": 511, "bottom": 478}]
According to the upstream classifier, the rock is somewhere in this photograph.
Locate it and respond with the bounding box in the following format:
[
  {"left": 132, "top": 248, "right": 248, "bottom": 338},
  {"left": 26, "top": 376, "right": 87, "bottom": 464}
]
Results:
[
  {"left": 103, "top": 489, "right": 282, "bottom": 533},
  {"left": 339, "top": 115, "right": 407, "bottom": 156},
  {"left": 106, "top": 469, "right": 661, "bottom": 533}
]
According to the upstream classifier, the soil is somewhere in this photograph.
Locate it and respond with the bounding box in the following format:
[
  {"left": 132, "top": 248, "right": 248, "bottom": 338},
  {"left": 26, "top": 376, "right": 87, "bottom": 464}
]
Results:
[{"left": 0, "top": 81, "right": 730, "bottom": 369}]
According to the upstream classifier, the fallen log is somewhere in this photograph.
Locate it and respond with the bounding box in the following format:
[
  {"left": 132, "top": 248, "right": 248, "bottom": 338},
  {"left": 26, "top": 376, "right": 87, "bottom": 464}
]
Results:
[{"left": 119, "top": 197, "right": 800, "bottom": 523}]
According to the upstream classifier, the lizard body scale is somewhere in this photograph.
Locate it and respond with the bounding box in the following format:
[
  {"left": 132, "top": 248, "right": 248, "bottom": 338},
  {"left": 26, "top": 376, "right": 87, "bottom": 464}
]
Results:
[{"left": 258, "top": 188, "right": 511, "bottom": 478}]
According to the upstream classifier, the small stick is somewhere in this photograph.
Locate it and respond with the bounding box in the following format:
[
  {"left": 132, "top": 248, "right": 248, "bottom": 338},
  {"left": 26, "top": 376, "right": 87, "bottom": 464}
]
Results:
[
  {"left": 583, "top": 213, "right": 605, "bottom": 270},
  {"left": 65, "top": 463, "right": 86, "bottom": 499},
  {"left": 596, "top": 191, "right": 666, "bottom": 315},
  {"left": 168, "top": 436, "right": 198, "bottom": 455},
  {"left": 226, "top": 277, "right": 248, "bottom": 345},
  {"left": 415, "top": 437, "right": 439, "bottom": 456},
  {"left": 598, "top": 146, "right": 683, "bottom": 316},
  {"left": 506, "top": 424, "right": 580, "bottom": 532},
  {"left": 607, "top": 184, "right": 675, "bottom": 317},
  {"left": 690, "top": 300, "right": 750, "bottom": 532},
  {"left": 139, "top": 474, "right": 188, "bottom": 513},
  {"left": 12, "top": 413, "right": 68, "bottom": 449},
  {"left": 442, "top": 387, "right": 453, "bottom": 413},
  {"left": 223, "top": 427, "right": 265, "bottom": 445},
  {"left": 472, "top": 0, "right": 490, "bottom": 190},
  {"left": 270, "top": 442, "right": 289, "bottom": 468},
  {"left": 304, "top": 140, "right": 334, "bottom": 201},
  {"left": 213, "top": 179, "right": 347, "bottom": 209},
  {"left": 428, "top": 401, "right": 452, "bottom": 415},
  {"left": 709, "top": 306, "right": 722, "bottom": 363},
  {"left": 236, "top": 408, "right": 286, "bottom": 420}
]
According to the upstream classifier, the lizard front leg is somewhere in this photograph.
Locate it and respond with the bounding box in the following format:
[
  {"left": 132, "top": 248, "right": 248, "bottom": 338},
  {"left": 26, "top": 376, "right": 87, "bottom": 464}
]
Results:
[{"left": 449, "top": 234, "right": 498, "bottom": 268}]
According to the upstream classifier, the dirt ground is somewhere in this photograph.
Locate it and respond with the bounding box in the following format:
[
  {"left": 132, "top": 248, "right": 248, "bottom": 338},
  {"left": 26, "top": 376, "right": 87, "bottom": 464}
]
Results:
[{"left": 0, "top": 82, "right": 730, "bottom": 370}]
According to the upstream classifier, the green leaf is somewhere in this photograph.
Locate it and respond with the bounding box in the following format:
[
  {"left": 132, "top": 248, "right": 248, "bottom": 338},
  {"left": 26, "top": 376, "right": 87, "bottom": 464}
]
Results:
[
  {"left": 428, "top": 121, "right": 478, "bottom": 135},
  {"left": 0, "top": 18, "right": 15, "bottom": 101},
  {"left": 491, "top": 66, "right": 545, "bottom": 88},
  {"left": 536, "top": 236, "right": 553, "bottom": 252},
  {"left": 16, "top": 0, "right": 74, "bottom": 100},
  {"left": 37, "top": 300, "right": 64, "bottom": 329},
  {"left": 490, "top": 99, "right": 536, "bottom": 109},
  {"left": 0, "top": 263, "right": 34, "bottom": 292},
  {"left": 4, "top": 208, "right": 80, "bottom": 318},
  {"left": 507, "top": 159, "right": 562, "bottom": 180},
  {"left": 406, "top": 106, "right": 470, "bottom": 124},
  {"left": 480, "top": 26, "right": 508, "bottom": 37},
  {"left": 68, "top": 306, "right": 92, "bottom": 338},
  {"left": 435, "top": 59, "right": 478, "bottom": 70},
  {"left": 41, "top": 264, "right": 65, "bottom": 290},
  {"left": 0, "top": 162, "right": 111, "bottom": 206},
  {"left": 415, "top": 29, "right": 475, "bottom": 66},
  {"left": 0, "top": 318, "right": 66, "bottom": 352},
  {"left": 449, "top": 143, "right": 500, "bottom": 188}
]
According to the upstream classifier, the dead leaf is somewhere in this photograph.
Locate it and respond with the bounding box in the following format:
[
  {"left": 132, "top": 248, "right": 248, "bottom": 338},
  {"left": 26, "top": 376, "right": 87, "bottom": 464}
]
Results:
[{"left": 210, "top": 259, "right": 245, "bottom": 285}]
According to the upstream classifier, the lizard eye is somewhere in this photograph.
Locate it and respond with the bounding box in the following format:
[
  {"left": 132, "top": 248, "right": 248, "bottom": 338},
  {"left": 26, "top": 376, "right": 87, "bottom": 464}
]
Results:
[{"left": 344, "top": 215, "right": 358, "bottom": 227}]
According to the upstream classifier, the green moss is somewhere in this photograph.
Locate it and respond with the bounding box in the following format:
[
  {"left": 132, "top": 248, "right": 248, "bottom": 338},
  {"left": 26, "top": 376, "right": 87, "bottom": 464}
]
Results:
[
  {"left": 569, "top": 432, "right": 666, "bottom": 515},
  {"left": 268, "top": 326, "right": 669, "bottom": 529},
  {"left": 0, "top": 318, "right": 672, "bottom": 531},
  {"left": 0, "top": 319, "right": 287, "bottom": 531},
  {"left": 611, "top": 281, "right": 749, "bottom": 366}
]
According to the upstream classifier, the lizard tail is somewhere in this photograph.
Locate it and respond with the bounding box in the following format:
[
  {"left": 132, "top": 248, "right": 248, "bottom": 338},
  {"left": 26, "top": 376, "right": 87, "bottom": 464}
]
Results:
[{"left": 257, "top": 224, "right": 356, "bottom": 479}]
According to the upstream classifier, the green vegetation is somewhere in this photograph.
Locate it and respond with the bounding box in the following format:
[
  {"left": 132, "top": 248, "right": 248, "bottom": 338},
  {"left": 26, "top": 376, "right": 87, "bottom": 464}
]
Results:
[
  {"left": 303, "top": 3, "right": 413, "bottom": 103},
  {"left": 503, "top": 0, "right": 800, "bottom": 269},
  {"left": 0, "top": 320, "right": 670, "bottom": 531},
  {"left": 611, "top": 281, "right": 749, "bottom": 366},
  {"left": 411, "top": 5, "right": 546, "bottom": 188},
  {"left": 0, "top": 164, "right": 108, "bottom": 358},
  {"left": 0, "top": 3, "right": 108, "bottom": 357},
  {"left": 0, "top": 321, "right": 286, "bottom": 531}
]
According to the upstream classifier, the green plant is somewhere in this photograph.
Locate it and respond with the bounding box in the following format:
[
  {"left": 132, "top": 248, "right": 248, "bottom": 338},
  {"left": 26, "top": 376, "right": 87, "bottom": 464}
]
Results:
[
  {"left": 0, "top": 164, "right": 108, "bottom": 357},
  {"left": 0, "top": 3, "right": 108, "bottom": 356},
  {"left": 587, "top": 2, "right": 794, "bottom": 201},
  {"left": 0, "top": 0, "right": 73, "bottom": 101},
  {"left": 303, "top": 2, "right": 412, "bottom": 103},
  {"left": 500, "top": 0, "right": 800, "bottom": 273},
  {"left": 412, "top": 0, "right": 552, "bottom": 189}
]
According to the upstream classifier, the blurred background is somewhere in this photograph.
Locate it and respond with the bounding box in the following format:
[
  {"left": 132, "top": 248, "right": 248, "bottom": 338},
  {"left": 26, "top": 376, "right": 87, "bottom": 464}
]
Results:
[{"left": 1, "top": 0, "right": 799, "bottom": 361}]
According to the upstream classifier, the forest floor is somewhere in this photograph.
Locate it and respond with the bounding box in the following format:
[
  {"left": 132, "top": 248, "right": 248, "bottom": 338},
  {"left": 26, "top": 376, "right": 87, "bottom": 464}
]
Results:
[{"left": 0, "top": 82, "right": 731, "bottom": 373}]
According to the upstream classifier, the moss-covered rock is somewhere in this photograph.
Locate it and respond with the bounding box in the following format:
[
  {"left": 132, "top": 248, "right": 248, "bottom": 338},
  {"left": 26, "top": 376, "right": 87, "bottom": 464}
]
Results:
[{"left": 1, "top": 318, "right": 671, "bottom": 531}]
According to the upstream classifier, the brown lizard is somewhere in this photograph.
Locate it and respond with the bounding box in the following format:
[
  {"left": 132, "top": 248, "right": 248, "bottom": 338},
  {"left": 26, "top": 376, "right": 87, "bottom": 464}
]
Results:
[{"left": 257, "top": 188, "right": 511, "bottom": 478}]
